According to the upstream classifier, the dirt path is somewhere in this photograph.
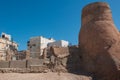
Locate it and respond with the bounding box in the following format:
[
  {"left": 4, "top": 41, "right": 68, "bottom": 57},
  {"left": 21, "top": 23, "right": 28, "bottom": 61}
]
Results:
[{"left": 0, "top": 72, "right": 91, "bottom": 80}]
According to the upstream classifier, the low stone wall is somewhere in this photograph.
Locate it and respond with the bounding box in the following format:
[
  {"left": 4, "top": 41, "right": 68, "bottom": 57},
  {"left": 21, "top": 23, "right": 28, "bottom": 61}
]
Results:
[
  {"left": 0, "top": 59, "right": 45, "bottom": 69},
  {"left": 0, "top": 61, "right": 9, "bottom": 68},
  {"left": 27, "top": 58, "right": 44, "bottom": 68},
  {"left": 10, "top": 60, "right": 26, "bottom": 68}
]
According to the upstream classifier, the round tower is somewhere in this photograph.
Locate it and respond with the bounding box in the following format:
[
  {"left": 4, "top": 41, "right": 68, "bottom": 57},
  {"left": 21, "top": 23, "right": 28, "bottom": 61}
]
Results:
[{"left": 79, "top": 2, "right": 120, "bottom": 80}]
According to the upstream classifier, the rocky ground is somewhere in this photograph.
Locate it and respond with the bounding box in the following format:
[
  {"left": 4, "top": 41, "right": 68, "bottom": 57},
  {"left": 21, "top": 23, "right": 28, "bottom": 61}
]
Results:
[{"left": 0, "top": 72, "right": 91, "bottom": 80}]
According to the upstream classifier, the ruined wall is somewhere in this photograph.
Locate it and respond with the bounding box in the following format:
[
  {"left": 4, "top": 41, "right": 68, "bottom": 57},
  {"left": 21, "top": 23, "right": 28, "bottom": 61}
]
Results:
[
  {"left": 50, "top": 46, "right": 81, "bottom": 73},
  {"left": 0, "top": 46, "right": 81, "bottom": 74},
  {"left": 66, "top": 46, "right": 81, "bottom": 73},
  {"left": 50, "top": 47, "right": 70, "bottom": 58}
]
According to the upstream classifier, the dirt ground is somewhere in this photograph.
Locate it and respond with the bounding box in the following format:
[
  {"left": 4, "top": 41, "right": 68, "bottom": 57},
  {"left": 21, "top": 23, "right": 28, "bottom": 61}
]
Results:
[{"left": 0, "top": 72, "right": 91, "bottom": 80}]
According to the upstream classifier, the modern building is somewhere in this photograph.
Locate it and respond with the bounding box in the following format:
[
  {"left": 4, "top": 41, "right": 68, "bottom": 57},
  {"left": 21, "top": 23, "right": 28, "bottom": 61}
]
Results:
[
  {"left": 0, "top": 32, "right": 18, "bottom": 61},
  {"left": 48, "top": 40, "right": 69, "bottom": 47},
  {"left": 27, "top": 36, "right": 55, "bottom": 58}
]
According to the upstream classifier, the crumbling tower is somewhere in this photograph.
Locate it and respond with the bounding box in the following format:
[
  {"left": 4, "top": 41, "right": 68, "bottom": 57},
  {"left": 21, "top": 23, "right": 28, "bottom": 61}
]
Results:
[{"left": 79, "top": 2, "right": 120, "bottom": 80}]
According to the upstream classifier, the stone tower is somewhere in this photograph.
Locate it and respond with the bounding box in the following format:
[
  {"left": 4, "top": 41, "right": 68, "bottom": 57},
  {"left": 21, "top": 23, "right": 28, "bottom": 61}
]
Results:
[{"left": 79, "top": 2, "right": 120, "bottom": 80}]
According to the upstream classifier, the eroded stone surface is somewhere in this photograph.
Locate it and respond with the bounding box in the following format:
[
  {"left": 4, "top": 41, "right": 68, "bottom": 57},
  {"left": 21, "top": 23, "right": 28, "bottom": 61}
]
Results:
[{"left": 79, "top": 2, "right": 120, "bottom": 80}]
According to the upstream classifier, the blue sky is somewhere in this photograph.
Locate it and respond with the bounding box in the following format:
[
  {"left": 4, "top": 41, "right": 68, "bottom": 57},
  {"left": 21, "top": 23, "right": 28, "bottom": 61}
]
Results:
[{"left": 0, "top": 0, "right": 120, "bottom": 50}]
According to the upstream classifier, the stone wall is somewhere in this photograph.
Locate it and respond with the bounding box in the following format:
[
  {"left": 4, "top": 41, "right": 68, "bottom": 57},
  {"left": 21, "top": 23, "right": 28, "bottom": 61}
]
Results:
[
  {"left": 0, "top": 58, "right": 52, "bottom": 69},
  {"left": 27, "top": 58, "right": 44, "bottom": 68},
  {"left": 10, "top": 60, "right": 26, "bottom": 68},
  {"left": 0, "top": 61, "right": 9, "bottom": 68},
  {"left": 49, "top": 46, "right": 81, "bottom": 73},
  {"left": 50, "top": 46, "right": 70, "bottom": 58}
]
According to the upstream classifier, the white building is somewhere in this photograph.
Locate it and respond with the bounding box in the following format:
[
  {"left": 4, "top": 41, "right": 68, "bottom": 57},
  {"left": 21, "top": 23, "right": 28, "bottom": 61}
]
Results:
[
  {"left": 48, "top": 40, "right": 69, "bottom": 47},
  {"left": 1, "top": 32, "right": 11, "bottom": 41},
  {"left": 0, "top": 32, "right": 18, "bottom": 61},
  {"left": 27, "top": 36, "right": 55, "bottom": 58},
  {"left": 27, "top": 36, "right": 69, "bottom": 58}
]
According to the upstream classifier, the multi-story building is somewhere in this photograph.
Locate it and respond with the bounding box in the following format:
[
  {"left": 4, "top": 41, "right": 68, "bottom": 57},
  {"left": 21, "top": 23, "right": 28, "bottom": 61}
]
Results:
[
  {"left": 0, "top": 32, "right": 18, "bottom": 61},
  {"left": 27, "top": 36, "right": 55, "bottom": 58}
]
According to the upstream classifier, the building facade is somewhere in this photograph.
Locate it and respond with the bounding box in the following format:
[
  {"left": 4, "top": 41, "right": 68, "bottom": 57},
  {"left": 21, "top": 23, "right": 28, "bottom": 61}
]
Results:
[
  {"left": 48, "top": 40, "right": 69, "bottom": 47},
  {"left": 0, "top": 32, "right": 18, "bottom": 61},
  {"left": 27, "top": 36, "right": 55, "bottom": 58},
  {"left": 27, "top": 36, "right": 69, "bottom": 59}
]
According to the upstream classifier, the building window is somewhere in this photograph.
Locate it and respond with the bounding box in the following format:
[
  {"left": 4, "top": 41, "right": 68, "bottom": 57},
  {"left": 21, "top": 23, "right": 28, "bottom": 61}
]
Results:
[{"left": 2, "top": 35, "right": 5, "bottom": 38}]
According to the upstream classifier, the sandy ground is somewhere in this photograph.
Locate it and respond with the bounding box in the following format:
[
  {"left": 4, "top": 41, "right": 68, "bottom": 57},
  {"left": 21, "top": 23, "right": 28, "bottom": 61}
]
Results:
[{"left": 0, "top": 72, "right": 91, "bottom": 80}]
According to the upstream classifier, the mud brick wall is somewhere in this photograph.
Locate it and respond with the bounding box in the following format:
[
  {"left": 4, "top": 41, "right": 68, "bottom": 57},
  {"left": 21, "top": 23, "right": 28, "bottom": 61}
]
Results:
[
  {"left": 0, "top": 61, "right": 9, "bottom": 68},
  {"left": 50, "top": 47, "right": 69, "bottom": 58},
  {"left": 66, "top": 46, "right": 81, "bottom": 72},
  {"left": 50, "top": 46, "right": 81, "bottom": 72},
  {"left": 10, "top": 60, "right": 26, "bottom": 68}
]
